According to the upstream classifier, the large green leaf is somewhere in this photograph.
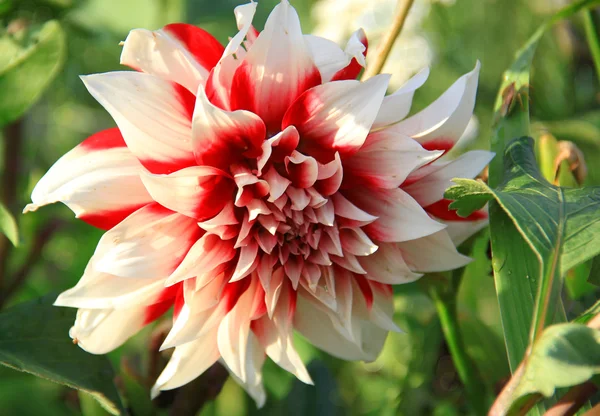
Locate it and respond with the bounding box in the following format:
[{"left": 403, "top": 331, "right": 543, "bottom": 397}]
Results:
[
  {"left": 0, "top": 295, "right": 125, "bottom": 415},
  {"left": 478, "top": 0, "right": 600, "bottom": 384},
  {"left": 0, "top": 20, "right": 66, "bottom": 126},
  {"left": 447, "top": 136, "right": 600, "bottom": 279},
  {"left": 492, "top": 323, "right": 600, "bottom": 414}
]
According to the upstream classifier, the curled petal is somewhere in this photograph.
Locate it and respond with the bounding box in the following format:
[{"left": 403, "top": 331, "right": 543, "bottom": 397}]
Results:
[
  {"left": 358, "top": 243, "right": 422, "bottom": 284},
  {"left": 120, "top": 24, "right": 224, "bottom": 93},
  {"left": 330, "top": 28, "right": 368, "bottom": 81}
]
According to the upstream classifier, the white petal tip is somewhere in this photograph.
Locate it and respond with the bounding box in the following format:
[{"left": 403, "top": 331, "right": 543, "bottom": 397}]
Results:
[
  {"left": 150, "top": 386, "right": 161, "bottom": 400},
  {"left": 23, "top": 203, "right": 39, "bottom": 214}
]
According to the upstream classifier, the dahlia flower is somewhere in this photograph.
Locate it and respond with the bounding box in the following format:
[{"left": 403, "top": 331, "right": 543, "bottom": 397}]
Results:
[{"left": 26, "top": 0, "right": 492, "bottom": 406}]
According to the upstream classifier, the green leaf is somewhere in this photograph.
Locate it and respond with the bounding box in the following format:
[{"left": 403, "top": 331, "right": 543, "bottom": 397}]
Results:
[
  {"left": 0, "top": 295, "right": 125, "bottom": 415},
  {"left": 0, "top": 202, "right": 18, "bottom": 246},
  {"left": 479, "top": 1, "right": 600, "bottom": 388},
  {"left": 505, "top": 323, "right": 600, "bottom": 414},
  {"left": 448, "top": 137, "right": 600, "bottom": 337},
  {"left": 0, "top": 20, "right": 66, "bottom": 126}
]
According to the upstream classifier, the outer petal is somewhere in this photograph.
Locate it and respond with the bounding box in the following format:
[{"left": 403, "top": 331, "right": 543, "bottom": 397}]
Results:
[
  {"left": 344, "top": 187, "right": 446, "bottom": 243},
  {"left": 55, "top": 264, "right": 166, "bottom": 310},
  {"left": 141, "top": 166, "right": 234, "bottom": 221},
  {"left": 371, "top": 67, "right": 430, "bottom": 129},
  {"left": 82, "top": 72, "right": 195, "bottom": 174},
  {"left": 69, "top": 307, "right": 147, "bottom": 354},
  {"left": 230, "top": 0, "right": 321, "bottom": 133},
  {"left": 387, "top": 61, "right": 480, "bottom": 152},
  {"left": 403, "top": 150, "right": 494, "bottom": 207},
  {"left": 25, "top": 128, "right": 152, "bottom": 230},
  {"left": 358, "top": 242, "right": 422, "bottom": 284},
  {"left": 283, "top": 75, "right": 390, "bottom": 162},
  {"left": 192, "top": 86, "right": 266, "bottom": 170},
  {"left": 120, "top": 24, "right": 224, "bottom": 93},
  {"left": 294, "top": 289, "right": 388, "bottom": 362},
  {"left": 342, "top": 131, "right": 442, "bottom": 189},
  {"left": 151, "top": 326, "right": 221, "bottom": 398},
  {"left": 92, "top": 204, "right": 201, "bottom": 279},
  {"left": 396, "top": 229, "right": 471, "bottom": 272}
]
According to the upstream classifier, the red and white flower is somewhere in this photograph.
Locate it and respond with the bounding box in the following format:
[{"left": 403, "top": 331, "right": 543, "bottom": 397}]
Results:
[{"left": 25, "top": 0, "right": 492, "bottom": 406}]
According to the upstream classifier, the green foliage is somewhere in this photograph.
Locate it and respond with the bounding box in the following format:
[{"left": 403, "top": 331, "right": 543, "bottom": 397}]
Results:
[
  {"left": 0, "top": 202, "right": 19, "bottom": 246},
  {"left": 0, "top": 295, "right": 124, "bottom": 415},
  {"left": 0, "top": 19, "right": 66, "bottom": 126},
  {"left": 500, "top": 323, "right": 600, "bottom": 414}
]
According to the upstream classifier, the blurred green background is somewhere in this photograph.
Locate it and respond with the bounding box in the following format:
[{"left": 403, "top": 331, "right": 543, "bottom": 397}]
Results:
[{"left": 0, "top": 0, "right": 599, "bottom": 415}]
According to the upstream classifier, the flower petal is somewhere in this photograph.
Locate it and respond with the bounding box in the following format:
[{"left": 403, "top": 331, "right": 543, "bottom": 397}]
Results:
[
  {"left": 120, "top": 24, "right": 224, "bottom": 93},
  {"left": 230, "top": 0, "right": 321, "bottom": 133},
  {"left": 81, "top": 71, "right": 195, "bottom": 174},
  {"left": 25, "top": 128, "right": 152, "bottom": 230},
  {"left": 396, "top": 229, "right": 471, "bottom": 272},
  {"left": 403, "top": 150, "right": 494, "bottom": 207},
  {"left": 283, "top": 75, "right": 389, "bottom": 162},
  {"left": 93, "top": 204, "right": 201, "bottom": 279},
  {"left": 141, "top": 166, "right": 234, "bottom": 221},
  {"left": 342, "top": 131, "right": 442, "bottom": 189},
  {"left": 192, "top": 86, "right": 266, "bottom": 170},
  {"left": 359, "top": 242, "right": 422, "bottom": 284},
  {"left": 344, "top": 187, "right": 446, "bottom": 242},
  {"left": 330, "top": 28, "right": 368, "bottom": 81},
  {"left": 151, "top": 326, "right": 220, "bottom": 398},
  {"left": 371, "top": 67, "right": 430, "bottom": 129},
  {"left": 387, "top": 61, "right": 480, "bottom": 152}
]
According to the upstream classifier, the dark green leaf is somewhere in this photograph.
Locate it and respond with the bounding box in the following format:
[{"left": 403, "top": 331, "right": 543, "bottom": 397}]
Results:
[
  {"left": 0, "top": 20, "right": 66, "bottom": 126},
  {"left": 0, "top": 295, "right": 125, "bottom": 415}
]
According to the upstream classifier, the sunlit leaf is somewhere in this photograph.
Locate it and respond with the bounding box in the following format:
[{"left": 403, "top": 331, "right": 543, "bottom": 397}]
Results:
[
  {"left": 500, "top": 323, "right": 600, "bottom": 414},
  {"left": 0, "top": 202, "right": 18, "bottom": 246},
  {"left": 0, "top": 20, "right": 66, "bottom": 126},
  {"left": 0, "top": 295, "right": 125, "bottom": 415}
]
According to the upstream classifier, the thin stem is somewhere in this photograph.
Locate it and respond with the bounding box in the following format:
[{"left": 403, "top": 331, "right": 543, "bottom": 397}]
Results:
[
  {"left": 429, "top": 286, "right": 488, "bottom": 415},
  {"left": 361, "top": 0, "right": 415, "bottom": 80},
  {"left": 0, "top": 119, "right": 23, "bottom": 291},
  {"left": 583, "top": 9, "right": 600, "bottom": 84}
]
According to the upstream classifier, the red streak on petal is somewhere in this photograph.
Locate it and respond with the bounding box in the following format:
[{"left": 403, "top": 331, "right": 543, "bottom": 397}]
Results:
[
  {"left": 172, "top": 82, "right": 196, "bottom": 120},
  {"left": 354, "top": 274, "right": 374, "bottom": 311},
  {"left": 425, "top": 199, "right": 488, "bottom": 222},
  {"left": 79, "top": 127, "right": 126, "bottom": 151},
  {"left": 222, "top": 278, "right": 252, "bottom": 312},
  {"left": 421, "top": 138, "right": 455, "bottom": 153},
  {"left": 164, "top": 23, "right": 224, "bottom": 71},
  {"left": 143, "top": 282, "right": 183, "bottom": 325},
  {"left": 331, "top": 32, "right": 368, "bottom": 81},
  {"left": 78, "top": 205, "right": 149, "bottom": 230},
  {"left": 138, "top": 158, "right": 197, "bottom": 175}
]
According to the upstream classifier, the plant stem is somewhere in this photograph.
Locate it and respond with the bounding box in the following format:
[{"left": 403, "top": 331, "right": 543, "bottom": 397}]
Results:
[
  {"left": 361, "top": 0, "right": 415, "bottom": 80},
  {"left": 583, "top": 9, "right": 600, "bottom": 84},
  {"left": 429, "top": 285, "right": 488, "bottom": 415},
  {"left": 0, "top": 119, "right": 23, "bottom": 291}
]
